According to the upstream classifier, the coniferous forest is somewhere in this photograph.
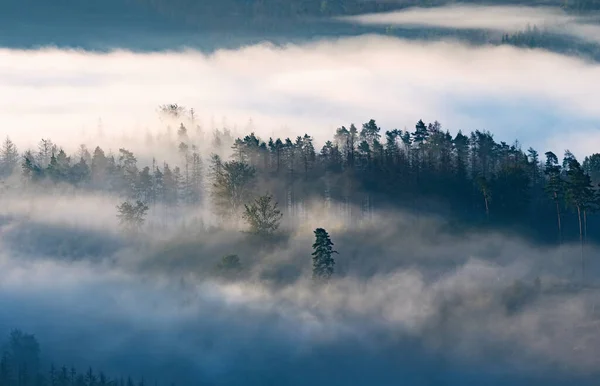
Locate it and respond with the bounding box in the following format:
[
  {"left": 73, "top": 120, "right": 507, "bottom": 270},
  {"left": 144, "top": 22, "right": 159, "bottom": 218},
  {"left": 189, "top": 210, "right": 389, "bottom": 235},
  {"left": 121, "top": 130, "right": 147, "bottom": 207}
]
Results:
[{"left": 2, "top": 106, "right": 599, "bottom": 247}]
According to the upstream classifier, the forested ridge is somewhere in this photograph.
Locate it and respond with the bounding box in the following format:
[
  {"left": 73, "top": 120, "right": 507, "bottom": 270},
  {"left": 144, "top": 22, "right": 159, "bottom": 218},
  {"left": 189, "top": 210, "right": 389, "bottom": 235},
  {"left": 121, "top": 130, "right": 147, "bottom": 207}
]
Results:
[{"left": 1, "top": 105, "right": 599, "bottom": 246}]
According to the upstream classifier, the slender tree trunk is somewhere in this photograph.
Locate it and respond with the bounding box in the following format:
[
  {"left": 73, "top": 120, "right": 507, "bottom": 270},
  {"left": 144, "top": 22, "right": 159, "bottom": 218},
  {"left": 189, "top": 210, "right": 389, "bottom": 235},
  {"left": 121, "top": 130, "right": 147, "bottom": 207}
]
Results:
[
  {"left": 483, "top": 193, "right": 489, "bottom": 220},
  {"left": 554, "top": 194, "right": 562, "bottom": 245},
  {"left": 578, "top": 205, "right": 584, "bottom": 283},
  {"left": 584, "top": 209, "right": 588, "bottom": 243}
]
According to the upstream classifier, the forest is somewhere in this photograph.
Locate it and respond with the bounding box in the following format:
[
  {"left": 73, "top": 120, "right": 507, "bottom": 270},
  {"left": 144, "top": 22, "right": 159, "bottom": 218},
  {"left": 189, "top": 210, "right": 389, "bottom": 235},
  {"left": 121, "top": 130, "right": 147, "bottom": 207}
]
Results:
[
  {"left": 0, "top": 329, "right": 161, "bottom": 386},
  {"left": 1, "top": 105, "right": 599, "bottom": 246}
]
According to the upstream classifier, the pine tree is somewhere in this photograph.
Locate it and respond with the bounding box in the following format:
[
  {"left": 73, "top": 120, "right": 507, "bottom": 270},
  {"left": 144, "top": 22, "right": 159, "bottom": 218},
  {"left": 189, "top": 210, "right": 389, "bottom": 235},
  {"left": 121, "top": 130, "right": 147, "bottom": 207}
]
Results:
[
  {"left": 22, "top": 151, "right": 44, "bottom": 182},
  {"left": 311, "top": 228, "right": 338, "bottom": 281},
  {"left": 91, "top": 147, "right": 108, "bottom": 189},
  {"left": 360, "top": 119, "right": 381, "bottom": 147},
  {"left": 544, "top": 151, "right": 564, "bottom": 244},
  {"left": 564, "top": 154, "right": 595, "bottom": 281}
]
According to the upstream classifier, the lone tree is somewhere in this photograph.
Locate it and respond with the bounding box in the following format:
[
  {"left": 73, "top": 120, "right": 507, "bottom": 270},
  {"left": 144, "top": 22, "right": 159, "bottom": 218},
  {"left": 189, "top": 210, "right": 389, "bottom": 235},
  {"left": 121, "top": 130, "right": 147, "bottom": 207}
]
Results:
[
  {"left": 312, "top": 228, "right": 338, "bottom": 281},
  {"left": 116, "top": 200, "right": 149, "bottom": 233},
  {"left": 243, "top": 193, "right": 283, "bottom": 236}
]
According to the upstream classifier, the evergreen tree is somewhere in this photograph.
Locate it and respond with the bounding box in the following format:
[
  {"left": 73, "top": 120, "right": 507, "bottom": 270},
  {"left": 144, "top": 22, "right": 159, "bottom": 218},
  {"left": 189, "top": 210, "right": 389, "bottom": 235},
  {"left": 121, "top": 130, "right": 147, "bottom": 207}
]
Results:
[
  {"left": 22, "top": 152, "right": 44, "bottom": 182},
  {"left": 70, "top": 158, "right": 91, "bottom": 186},
  {"left": 311, "top": 228, "right": 338, "bottom": 281},
  {"left": 360, "top": 119, "right": 381, "bottom": 147},
  {"left": 564, "top": 154, "right": 595, "bottom": 280},
  {"left": 0, "top": 137, "right": 19, "bottom": 177},
  {"left": 544, "top": 151, "right": 564, "bottom": 244},
  {"left": 91, "top": 147, "right": 108, "bottom": 189},
  {"left": 299, "top": 134, "right": 316, "bottom": 178},
  {"left": 583, "top": 153, "right": 600, "bottom": 183}
]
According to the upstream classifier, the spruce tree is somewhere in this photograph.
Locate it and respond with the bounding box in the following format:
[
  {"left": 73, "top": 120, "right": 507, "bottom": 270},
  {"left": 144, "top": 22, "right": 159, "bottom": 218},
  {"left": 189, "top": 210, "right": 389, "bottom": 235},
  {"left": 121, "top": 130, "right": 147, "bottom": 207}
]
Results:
[
  {"left": 0, "top": 137, "right": 19, "bottom": 177},
  {"left": 311, "top": 228, "right": 338, "bottom": 281}
]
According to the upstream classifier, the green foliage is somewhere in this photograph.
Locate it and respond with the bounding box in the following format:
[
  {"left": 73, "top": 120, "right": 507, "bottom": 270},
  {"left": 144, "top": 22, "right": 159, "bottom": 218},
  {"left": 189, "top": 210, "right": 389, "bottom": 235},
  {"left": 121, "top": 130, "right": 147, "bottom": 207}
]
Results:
[
  {"left": 312, "top": 228, "right": 338, "bottom": 281},
  {"left": 583, "top": 153, "right": 600, "bottom": 184},
  {"left": 565, "top": 156, "right": 595, "bottom": 211},
  {"left": 243, "top": 193, "right": 283, "bottom": 236},
  {"left": 12, "top": 116, "right": 600, "bottom": 246}
]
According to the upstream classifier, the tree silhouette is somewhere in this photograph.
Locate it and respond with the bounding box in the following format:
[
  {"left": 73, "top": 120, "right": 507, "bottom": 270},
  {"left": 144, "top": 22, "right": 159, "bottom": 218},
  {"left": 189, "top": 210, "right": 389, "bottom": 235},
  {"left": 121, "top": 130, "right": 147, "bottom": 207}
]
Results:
[
  {"left": 564, "top": 154, "right": 595, "bottom": 281},
  {"left": 312, "top": 228, "right": 338, "bottom": 281},
  {"left": 243, "top": 193, "right": 283, "bottom": 236},
  {"left": 544, "top": 151, "right": 564, "bottom": 244},
  {"left": 116, "top": 201, "right": 149, "bottom": 233}
]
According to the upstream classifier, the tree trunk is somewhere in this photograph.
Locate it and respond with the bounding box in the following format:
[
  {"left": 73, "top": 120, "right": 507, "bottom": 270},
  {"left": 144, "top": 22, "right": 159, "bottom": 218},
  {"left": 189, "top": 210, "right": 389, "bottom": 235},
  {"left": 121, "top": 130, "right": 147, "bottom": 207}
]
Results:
[
  {"left": 484, "top": 194, "right": 489, "bottom": 220},
  {"left": 578, "top": 205, "right": 584, "bottom": 283},
  {"left": 584, "top": 209, "right": 588, "bottom": 243},
  {"left": 555, "top": 194, "right": 562, "bottom": 245}
]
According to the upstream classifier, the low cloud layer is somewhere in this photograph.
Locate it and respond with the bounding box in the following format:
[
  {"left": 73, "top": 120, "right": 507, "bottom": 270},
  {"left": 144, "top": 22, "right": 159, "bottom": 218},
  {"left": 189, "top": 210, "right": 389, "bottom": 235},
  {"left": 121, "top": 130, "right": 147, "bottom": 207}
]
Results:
[
  {"left": 340, "top": 5, "right": 578, "bottom": 32},
  {"left": 2, "top": 34, "right": 600, "bottom": 157},
  {"left": 341, "top": 5, "right": 600, "bottom": 46},
  {"left": 0, "top": 190, "right": 599, "bottom": 385}
]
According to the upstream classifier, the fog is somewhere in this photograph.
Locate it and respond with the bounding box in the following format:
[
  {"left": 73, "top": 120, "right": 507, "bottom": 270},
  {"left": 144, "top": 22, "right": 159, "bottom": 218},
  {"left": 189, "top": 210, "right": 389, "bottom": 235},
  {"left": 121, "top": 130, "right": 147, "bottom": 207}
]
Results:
[
  {"left": 1, "top": 185, "right": 600, "bottom": 385},
  {"left": 341, "top": 5, "right": 579, "bottom": 32},
  {"left": 2, "top": 2, "right": 600, "bottom": 385},
  {"left": 342, "top": 4, "right": 600, "bottom": 45},
  {"left": 3, "top": 34, "right": 600, "bottom": 157}
]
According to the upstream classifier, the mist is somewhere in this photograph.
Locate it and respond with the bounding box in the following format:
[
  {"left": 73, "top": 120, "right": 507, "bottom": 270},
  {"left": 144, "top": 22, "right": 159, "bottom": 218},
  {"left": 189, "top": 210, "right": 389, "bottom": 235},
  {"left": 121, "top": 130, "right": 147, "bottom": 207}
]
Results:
[
  {"left": 1, "top": 188, "right": 600, "bottom": 385},
  {"left": 3, "top": 34, "right": 600, "bottom": 157},
  {"left": 3, "top": 2, "right": 600, "bottom": 385}
]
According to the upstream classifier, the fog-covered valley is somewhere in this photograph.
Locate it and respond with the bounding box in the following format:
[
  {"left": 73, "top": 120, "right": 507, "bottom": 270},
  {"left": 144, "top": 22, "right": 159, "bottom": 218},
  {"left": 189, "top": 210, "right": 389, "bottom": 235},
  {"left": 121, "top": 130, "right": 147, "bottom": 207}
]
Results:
[{"left": 2, "top": 1, "right": 600, "bottom": 385}]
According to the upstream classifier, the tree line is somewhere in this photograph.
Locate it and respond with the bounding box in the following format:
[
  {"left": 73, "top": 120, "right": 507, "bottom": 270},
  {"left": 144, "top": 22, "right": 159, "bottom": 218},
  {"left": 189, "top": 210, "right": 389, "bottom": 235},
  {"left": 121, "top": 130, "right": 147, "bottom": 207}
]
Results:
[
  {"left": 2, "top": 111, "right": 600, "bottom": 248},
  {"left": 0, "top": 330, "right": 164, "bottom": 386}
]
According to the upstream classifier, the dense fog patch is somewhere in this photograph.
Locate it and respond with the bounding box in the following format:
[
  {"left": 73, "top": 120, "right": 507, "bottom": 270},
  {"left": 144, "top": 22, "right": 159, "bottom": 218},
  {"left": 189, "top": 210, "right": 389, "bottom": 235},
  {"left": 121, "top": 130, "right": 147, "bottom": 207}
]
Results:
[{"left": 2, "top": 36, "right": 600, "bottom": 155}]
